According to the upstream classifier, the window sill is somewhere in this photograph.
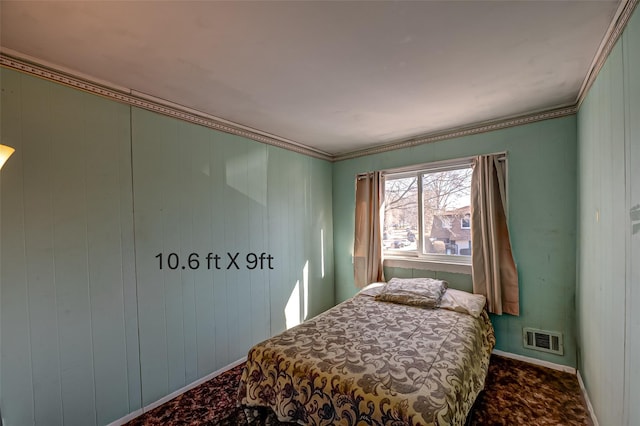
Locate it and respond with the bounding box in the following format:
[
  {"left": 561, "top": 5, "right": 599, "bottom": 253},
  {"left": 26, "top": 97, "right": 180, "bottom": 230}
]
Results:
[{"left": 383, "top": 257, "right": 472, "bottom": 275}]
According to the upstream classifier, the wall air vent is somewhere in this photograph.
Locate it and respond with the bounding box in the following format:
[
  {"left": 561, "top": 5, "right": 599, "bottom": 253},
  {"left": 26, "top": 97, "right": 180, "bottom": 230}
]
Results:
[{"left": 523, "top": 328, "right": 564, "bottom": 355}]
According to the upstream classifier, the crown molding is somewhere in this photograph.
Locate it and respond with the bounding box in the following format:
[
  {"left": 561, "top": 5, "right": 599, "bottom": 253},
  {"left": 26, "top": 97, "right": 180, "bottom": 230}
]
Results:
[
  {"left": 576, "top": 0, "right": 638, "bottom": 108},
  {"left": 0, "top": 52, "right": 333, "bottom": 162},
  {"left": 332, "top": 105, "right": 577, "bottom": 162},
  {"left": 0, "top": 52, "right": 582, "bottom": 163}
]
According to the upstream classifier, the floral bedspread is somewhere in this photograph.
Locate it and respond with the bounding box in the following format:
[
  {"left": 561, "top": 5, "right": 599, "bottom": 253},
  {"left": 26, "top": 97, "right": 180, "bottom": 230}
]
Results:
[{"left": 238, "top": 293, "right": 495, "bottom": 426}]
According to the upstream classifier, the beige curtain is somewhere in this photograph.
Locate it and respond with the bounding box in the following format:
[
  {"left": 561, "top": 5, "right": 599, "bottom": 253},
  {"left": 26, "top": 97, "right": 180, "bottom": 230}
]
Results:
[
  {"left": 471, "top": 155, "right": 519, "bottom": 315},
  {"left": 353, "top": 172, "right": 385, "bottom": 288}
]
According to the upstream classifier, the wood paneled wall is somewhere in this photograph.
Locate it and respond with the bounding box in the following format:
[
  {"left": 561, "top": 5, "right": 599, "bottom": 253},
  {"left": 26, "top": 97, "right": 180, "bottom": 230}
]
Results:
[
  {"left": 576, "top": 7, "right": 640, "bottom": 425},
  {"left": 1, "top": 70, "right": 141, "bottom": 426},
  {"left": 0, "top": 69, "right": 334, "bottom": 425},
  {"left": 131, "top": 108, "right": 334, "bottom": 406}
]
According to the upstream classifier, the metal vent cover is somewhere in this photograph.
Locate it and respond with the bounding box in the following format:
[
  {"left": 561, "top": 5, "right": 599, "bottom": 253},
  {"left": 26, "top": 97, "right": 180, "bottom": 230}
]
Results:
[{"left": 523, "top": 328, "right": 564, "bottom": 355}]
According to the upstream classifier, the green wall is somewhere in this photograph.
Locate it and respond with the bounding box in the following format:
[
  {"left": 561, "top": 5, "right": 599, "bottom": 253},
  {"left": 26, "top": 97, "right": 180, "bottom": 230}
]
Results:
[
  {"left": 1, "top": 69, "right": 140, "bottom": 426},
  {"left": 0, "top": 68, "right": 334, "bottom": 425},
  {"left": 333, "top": 116, "right": 578, "bottom": 367},
  {"left": 131, "top": 108, "right": 334, "bottom": 406},
  {"left": 576, "top": 6, "right": 639, "bottom": 425}
]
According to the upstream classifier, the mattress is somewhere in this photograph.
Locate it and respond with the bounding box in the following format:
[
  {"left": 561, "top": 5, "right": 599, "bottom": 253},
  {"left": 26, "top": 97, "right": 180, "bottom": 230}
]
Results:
[{"left": 238, "top": 291, "right": 495, "bottom": 425}]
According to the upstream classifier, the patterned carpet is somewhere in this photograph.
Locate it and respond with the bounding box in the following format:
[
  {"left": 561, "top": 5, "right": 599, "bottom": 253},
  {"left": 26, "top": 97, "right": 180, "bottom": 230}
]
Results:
[
  {"left": 125, "top": 355, "right": 592, "bottom": 425},
  {"left": 468, "top": 355, "right": 592, "bottom": 426}
]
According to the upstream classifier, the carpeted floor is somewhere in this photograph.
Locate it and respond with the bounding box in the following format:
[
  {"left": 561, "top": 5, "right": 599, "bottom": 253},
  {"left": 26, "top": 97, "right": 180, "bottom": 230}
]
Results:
[
  {"left": 468, "top": 355, "right": 592, "bottom": 426},
  {"left": 126, "top": 354, "right": 592, "bottom": 425}
]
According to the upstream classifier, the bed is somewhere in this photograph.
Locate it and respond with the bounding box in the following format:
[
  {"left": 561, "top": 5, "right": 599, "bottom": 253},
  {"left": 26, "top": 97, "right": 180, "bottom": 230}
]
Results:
[{"left": 238, "top": 279, "right": 495, "bottom": 426}]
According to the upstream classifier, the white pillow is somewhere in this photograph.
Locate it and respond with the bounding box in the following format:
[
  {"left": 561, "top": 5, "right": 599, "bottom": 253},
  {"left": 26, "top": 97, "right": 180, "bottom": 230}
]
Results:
[
  {"left": 439, "top": 289, "right": 486, "bottom": 318},
  {"left": 358, "top": 282, "right": 385, "bottom": 297}
]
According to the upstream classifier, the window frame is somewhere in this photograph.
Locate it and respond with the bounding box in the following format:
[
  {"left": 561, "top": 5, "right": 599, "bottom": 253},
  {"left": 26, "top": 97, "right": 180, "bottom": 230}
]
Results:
[{"left": 383, "top": 157, "right": 475, "bottom": 266}]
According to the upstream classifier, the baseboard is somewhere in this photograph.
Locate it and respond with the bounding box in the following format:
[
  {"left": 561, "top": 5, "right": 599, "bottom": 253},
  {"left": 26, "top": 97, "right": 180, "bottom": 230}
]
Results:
[
  {"left": 577, "top": 370, "right": 599, "bottom": 426},
  {"left": 491, "top": 349, "right": 576, "bottom": 374},
  {"left": 106, "top": 356, "right": 247, "bottom": 426},
  {"left": 106, "top": 409, "right": 143, "bottom": 426}
]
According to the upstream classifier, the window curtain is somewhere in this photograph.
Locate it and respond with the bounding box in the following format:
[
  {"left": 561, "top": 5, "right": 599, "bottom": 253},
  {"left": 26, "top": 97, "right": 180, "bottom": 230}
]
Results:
[
  {"left": 353, "top": 172, "right": 385, "bottom": 289},
  {"left": 471, "top": 155, "right": 519, "bottom": 315}
]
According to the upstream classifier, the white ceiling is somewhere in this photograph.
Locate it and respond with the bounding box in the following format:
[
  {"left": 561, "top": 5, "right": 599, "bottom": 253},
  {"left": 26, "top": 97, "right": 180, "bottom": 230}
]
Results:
[{"left": 0, "top": 1, "right": 622, "bottom": 156}]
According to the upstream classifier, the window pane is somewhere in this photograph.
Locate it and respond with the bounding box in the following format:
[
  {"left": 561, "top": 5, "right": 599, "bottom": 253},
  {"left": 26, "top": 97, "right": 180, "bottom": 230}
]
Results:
[
  {"left": 383, "top": 176, "right": 418, "bottom": 252},
  {"left": 422, "top": 167, "right": 472, "bottom": 256}
]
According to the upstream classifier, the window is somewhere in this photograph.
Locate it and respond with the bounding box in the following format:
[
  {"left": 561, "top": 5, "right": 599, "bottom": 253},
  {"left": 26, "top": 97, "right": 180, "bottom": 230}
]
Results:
[
  {"left": 461, "top": 213, "right": 471, "bottom": 229},
  {"left": 383, "top": 160, "right": 473, "bottom": 263}
]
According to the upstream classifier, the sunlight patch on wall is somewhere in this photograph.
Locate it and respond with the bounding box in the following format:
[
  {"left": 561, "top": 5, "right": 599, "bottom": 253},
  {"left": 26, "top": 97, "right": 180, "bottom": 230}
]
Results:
[
  {"left": 225, "top": 148, "right": 267, "bottom": 206},
  {"left": 303, "top": 261, "right": 309, "bottom": 320},
  {"left": 321, "top": 229, "right": 325, "bottom": 278},
  {"left": 285, "top": 281, "right": 301, "bottom": 329},
  {"left": 285, "top": 260, "right": 310, "bottom": 327}
]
